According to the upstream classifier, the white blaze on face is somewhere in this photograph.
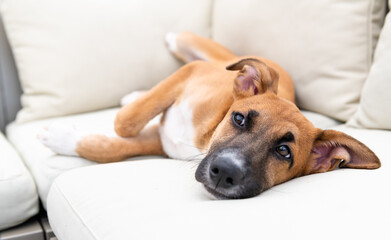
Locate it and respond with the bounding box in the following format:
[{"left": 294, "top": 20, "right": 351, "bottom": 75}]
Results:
[
  {"left": 220, "top": 150, "right": 246, "bottom": 171},
  {"left": 159, "top": 100, "right": 203, "bottom": 160}
]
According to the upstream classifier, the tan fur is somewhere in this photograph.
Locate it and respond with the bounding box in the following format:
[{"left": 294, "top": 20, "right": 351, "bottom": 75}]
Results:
[
  {"left": 76, "top": 125, "right": 165, "bottom": 163},
  {"left": 77, "top": 33, "right": 294, "bottom": 161}
]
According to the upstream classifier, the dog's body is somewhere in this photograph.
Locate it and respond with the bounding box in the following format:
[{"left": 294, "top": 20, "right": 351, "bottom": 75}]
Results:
[{"left": 40, "top": 32, "right": 380, "bottom": 199}]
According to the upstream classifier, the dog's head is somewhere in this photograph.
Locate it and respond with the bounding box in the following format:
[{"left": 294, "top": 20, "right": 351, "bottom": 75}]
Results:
[{"left": 195, "top": 58, "right": 380, "bottom": 199}]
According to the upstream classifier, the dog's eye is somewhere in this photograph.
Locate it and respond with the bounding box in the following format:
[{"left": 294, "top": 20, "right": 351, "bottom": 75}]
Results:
[
  {"left": 275, "top": 145, "right": 291, "bottom": 159},
  {"left": 232, "top": 113, "right": 245, "bottom": 127}
]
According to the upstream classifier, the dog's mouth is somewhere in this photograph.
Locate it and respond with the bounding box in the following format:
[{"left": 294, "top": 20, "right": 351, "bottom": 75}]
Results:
[
  {"left": 203, "top": 184, "right": 230, "bottom": 200},
  {"left": 202, "top": 183, "right": 248, "bottom": 200}
]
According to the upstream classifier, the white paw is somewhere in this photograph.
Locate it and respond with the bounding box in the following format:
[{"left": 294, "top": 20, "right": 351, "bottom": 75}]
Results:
[
  {"left": 165, "top": 32, "right": 178, "bottom": 53},
  {"left": 38, "top": 124, "right": 86, "bottom": 156},
  {"left": 120, "top": 91, "right": 146, "bottom": 106}
]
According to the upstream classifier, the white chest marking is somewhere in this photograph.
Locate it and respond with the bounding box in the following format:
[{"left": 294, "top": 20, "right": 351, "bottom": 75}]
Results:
[{"left": 159, "top": 100, "right": 203, "bottom": 160}]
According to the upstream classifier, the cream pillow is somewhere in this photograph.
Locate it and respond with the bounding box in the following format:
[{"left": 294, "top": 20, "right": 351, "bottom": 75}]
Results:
[
  {"left": 212, "top": 0, "right": 386, "bottom": 121},
  {"left": 0, "top": 0, "right": 212, "bottom": 122},
  {"left": 348, "top": 4, "right": 391, "bottom": 129}
]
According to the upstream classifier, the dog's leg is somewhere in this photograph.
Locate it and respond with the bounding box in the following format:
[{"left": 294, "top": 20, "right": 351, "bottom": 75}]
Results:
[
  {"left": 115, "top": 33, "right": 235, "bottom": 138},
  {"left": 77, "top": 124, "right": 164, "bottom": 163},
  {"left": 114, "top": 62, "right": 196, "bottom": 137},
  {"left": 40, "top": 124, "right": 165, "bottom": 163},
  {"left": 166, "top": 32, "right": 236, "bottom": 63}
]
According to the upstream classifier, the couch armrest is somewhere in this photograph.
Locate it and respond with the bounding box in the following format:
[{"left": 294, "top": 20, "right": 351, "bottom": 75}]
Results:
[{"left": 0, "top": 14, "right": 22, "bottom": 133}]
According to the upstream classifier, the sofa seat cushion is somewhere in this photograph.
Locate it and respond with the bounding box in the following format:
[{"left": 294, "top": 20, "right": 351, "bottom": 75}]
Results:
[
  {"left": 0, "top": 132, "right": 38, "bottom": 230},
  {"left": 47, "top": 126, "right": 391, "bottom": 240}
]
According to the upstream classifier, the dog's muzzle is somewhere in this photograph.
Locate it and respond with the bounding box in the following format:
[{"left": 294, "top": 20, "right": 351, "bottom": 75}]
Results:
[{"left": 196, "top": 149, "right": 259, "bottom": 199}]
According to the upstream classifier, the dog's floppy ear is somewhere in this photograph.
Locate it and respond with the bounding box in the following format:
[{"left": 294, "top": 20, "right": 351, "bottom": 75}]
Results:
[
  {"left": 226, "top": 58, "right": 279, "bottom": 99},
  {"left": 304, "top": 130, "right": 381, "bottom": 175}
]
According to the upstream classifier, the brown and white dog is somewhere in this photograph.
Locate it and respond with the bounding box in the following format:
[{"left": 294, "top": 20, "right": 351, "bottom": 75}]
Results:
[{"left": 40, "top": 32, "right": 380, "bottom": 199}]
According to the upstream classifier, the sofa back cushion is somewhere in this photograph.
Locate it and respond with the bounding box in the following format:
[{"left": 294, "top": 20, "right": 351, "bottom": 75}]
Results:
[
  {"left": 348, "top": 2, "right": 391, "bottom": 129},
  {"left": 0, "top": 0, "right": 212, "bottom": 122},
  {"left": 212, "top": 0, "right": 386, "bottom": 121}
]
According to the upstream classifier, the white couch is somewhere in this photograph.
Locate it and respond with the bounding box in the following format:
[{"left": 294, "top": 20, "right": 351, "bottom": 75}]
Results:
[
  {"left": 0, "top": 132, "right": 38, "bottom": 231},
  {"left": 1, "top": 0, "right": 390, "bottom": 239}
]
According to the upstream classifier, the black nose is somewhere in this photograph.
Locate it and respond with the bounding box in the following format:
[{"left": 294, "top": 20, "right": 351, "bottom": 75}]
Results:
[{"left": 209, "top": 157, "right": 244, "bottom": 189}]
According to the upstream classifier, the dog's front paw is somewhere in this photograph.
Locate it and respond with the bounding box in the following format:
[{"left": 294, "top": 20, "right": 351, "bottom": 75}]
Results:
[
  {"left": 38, "top": 123, "right": 86, "bottom": 156},
  {"left": 120, "top": 91, "right": 146, "bottom": 106}
]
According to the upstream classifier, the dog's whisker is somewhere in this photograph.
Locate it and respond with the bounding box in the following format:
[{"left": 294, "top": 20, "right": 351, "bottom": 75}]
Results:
[
  {"left": 190, "top": 162, "right": 200, "bottom": 169},
  {"left": 177, "top": 141, "right": 208, "bottom": 152},
  {"left": 183, "top": 152, "right": 207, "bottom": 162}
]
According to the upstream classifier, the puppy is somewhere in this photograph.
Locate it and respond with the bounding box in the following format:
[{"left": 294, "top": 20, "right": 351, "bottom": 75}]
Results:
[{"left": 40, "top": 32, "right": 380, "bottom": 199}]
